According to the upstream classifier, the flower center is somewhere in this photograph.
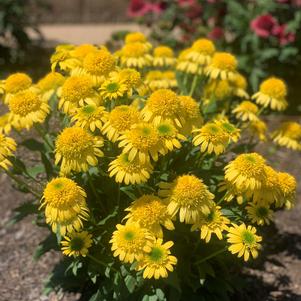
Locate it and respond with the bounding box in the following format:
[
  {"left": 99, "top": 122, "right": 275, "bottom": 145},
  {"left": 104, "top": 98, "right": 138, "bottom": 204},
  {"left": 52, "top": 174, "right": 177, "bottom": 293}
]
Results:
[
  {"left": 149, "top": 247, "right": 164, "bottom": 262},
  {"left": 242, "top": 231, "right": 255, "bottom": 245},
  {"left": 106, "top": 82, "right": 120, "bottom": 93},
  {"left": 70, "top": 237, "right": 85, "bottom": 251},
  {"left": 9, "top": 91, "right": 41, "bottom": 116}
]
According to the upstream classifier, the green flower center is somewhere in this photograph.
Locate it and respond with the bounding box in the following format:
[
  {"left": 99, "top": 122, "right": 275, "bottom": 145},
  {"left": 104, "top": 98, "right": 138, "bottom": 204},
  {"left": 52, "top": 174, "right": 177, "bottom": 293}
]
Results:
[
  {"left": 141, "top": 127, "right": 151, "bottom": 136},
  {"left": 106, "top": 82, "right": 119, "bottom": 93},
  {"left": 205, "top": 211, "right": 215, "bottom": 222},
  {"left": 157, "top": 124, "right": 172, "bottom": 135},
  {"left": 149, "top": 247, "right": 164, "bottom": 262},
  {"left": 245, "top": 155, "right": 256, "bottom": 163},
  {"left": 256, "top": 206, "right": 268, "bottom": 218},
  {"left": 222, "top": 123, "right": 236, "bottom": 133},
  {"left": 53, "top": 182, "right": 63, "bottom": 189},
  {"left": 208, "top": 125, "right": 219, "bottom": 134},
  {"left": 124, "top": 231, "right": 135, "bottom": 241},
  {"left": 242, "top": 230, "right": 255, "bottom": 245},
  {"left": 82, "top": 105, "right": 96, "bottom": 115},
  {"left": 70, "top": 237, "right": 84, "bottom": 251}
]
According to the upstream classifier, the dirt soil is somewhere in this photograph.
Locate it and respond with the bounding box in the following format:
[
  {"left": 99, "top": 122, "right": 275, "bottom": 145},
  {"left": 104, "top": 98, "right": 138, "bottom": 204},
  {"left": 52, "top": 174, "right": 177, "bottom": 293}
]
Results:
[{"left": 0, "top": 118, "right": 301, "bottom": 301}]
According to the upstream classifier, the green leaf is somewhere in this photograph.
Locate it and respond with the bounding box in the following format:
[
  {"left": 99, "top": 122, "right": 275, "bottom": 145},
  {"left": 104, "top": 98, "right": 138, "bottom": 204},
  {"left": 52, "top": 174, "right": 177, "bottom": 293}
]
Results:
[
  {"left": 34, "top": 233, "right": 58, "bottom": 260},
  {"left": 120, "top": 186, "right": 137, "bottom": 200},
  {"left": 41, "top": 153, "right": 54, "bottom": 179},
  {"left": 27, "top": 165, "right": 45, "bottom": 178},
  {"left": 124, "top": 275, "right": 137, "bottom": 293},
  {"left": 21, "top": 138, "right": 44, "bottom": 151},
  {"left": 97, "top": 206, "right": 118, "bottom": 226},
  {"left": 8, "top": 201, "right": 38, "bottom": 225}
]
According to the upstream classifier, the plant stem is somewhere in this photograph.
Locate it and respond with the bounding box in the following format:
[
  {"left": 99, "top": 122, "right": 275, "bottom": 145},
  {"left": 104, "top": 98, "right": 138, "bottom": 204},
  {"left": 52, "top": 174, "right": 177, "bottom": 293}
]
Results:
[
  {"left": 189, "top": 75, "right": 199, "bottom": 96},
  {"left": 3, "top": 168, "right": 41, "bottom": 198},
  {"left": 87, "top": 254, "right": 118, "bottom": 273},
  {"left": 34, "top": 124, "right": 53, "bottom": 150},
  {"left": 195, "top": 247, "right": 227, "bottom": 265}
]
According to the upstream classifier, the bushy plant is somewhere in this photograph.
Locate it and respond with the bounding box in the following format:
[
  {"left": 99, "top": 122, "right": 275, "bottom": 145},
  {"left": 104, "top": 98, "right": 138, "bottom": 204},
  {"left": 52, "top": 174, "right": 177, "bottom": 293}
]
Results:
[
  {"left": 127, "top": 0, "right": 301, "bottom": 90},
  {"left": 0, "top": 33, "right": 300, "bottom": 300}
]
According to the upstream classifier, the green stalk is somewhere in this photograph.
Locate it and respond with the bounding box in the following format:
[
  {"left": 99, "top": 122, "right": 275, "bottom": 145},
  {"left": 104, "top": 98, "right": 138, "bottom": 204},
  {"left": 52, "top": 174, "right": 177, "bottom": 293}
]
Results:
[
  {"left": 195, "top": 246, "right": 227, "bottom": 265},
  {"left": 34, "top": 124, "right": 53, "bottom": 150},
  {"left": 3, "top": 168, "right": 41, "bottom": 198},
  {"left": 189, "top": 75, "right": 199, "bottom": 96},
  {"left": 87, "top": 254, "right": 118, "bottom": 273}
]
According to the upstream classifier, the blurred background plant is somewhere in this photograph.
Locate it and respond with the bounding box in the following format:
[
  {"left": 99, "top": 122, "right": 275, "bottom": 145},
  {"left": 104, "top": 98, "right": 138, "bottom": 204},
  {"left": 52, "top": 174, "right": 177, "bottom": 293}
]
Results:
[
  {"left": 127, "top": 0, "right": 301, "bottom": 112},
  {"left": 0, "top": 0, "right": 49, "bottom": 76}
]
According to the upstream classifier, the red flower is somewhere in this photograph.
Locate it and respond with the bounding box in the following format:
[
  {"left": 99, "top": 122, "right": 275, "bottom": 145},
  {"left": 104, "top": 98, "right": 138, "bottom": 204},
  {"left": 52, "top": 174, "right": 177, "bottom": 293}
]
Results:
[
  {"left": 250, "top": 14, "right": 278, "bottom": 38},
  {"left": 208, "top": 27, "right": 224, "bottom": 40},
  {"left": 273, "top": 24, "right": 296, "bottom": 45},
  {"left": 127, "top": 0, "right": 163, "bottom": 17}
]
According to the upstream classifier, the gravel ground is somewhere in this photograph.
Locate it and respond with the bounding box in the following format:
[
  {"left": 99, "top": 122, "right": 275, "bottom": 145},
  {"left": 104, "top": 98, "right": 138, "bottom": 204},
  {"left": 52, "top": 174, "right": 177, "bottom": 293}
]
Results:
[{"left": 0, "top": 118, "right": 301, "bottom": 301}]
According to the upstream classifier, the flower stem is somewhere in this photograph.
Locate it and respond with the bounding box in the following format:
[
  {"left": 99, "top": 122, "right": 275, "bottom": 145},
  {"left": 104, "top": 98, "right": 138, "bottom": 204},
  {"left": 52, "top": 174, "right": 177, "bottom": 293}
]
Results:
[
  {"left": 34, "top": 124, "right": 53, "bottom": 150},
  {"left": 3, "top": 167, "right": 41, "bottom": 198},
  {"left": 87, "top": 254, "right": 118, "bottom": 273},
  {"left": 189, "top": 75, "right": 199, "bottom": 96},
  {"left": 195, "top": 246, "right": 227, "bottom": 265}
]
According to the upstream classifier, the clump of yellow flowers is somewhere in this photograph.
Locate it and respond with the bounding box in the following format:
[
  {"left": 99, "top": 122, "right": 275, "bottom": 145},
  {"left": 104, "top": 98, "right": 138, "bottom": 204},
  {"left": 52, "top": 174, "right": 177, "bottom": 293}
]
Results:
[{"left": 0, "top": 32, "right": 298, "bottom": 299}]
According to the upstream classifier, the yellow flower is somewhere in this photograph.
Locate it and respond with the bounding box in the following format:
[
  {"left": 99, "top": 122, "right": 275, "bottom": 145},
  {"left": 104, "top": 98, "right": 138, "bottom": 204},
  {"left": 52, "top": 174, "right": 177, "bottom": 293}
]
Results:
[
  {"left": 36, "top": 72, "right": 65, "bottom": 101},
  {"left": 159, "top": 175, "right": 214, "bottom": 224},
  {"left": 73, "top": 48, "right": 116, "bottom": 85},
  {"left": 204, "top": 80, "right": 233, "bottom": 101},
  {"left": 50, "top": 44, "right": 78, "bottom": 71},
  {"left": 249, "top": 119, "right": 268, "bottom": 141},
  {"left": 206, "top": 52, "right": 237, "bottom": 80},
  {"left": 218, "top": 180, "right": 247, "bottom": 205},
  {"left": 61, "top": 231, "right": 93, "bottom": 257},
  {"left": 124, "top": 195, "right": 174, "bottom": 237},
  {"left": 41, "top": 177, "right": 89, "bottom": 235},
  {"left": 118, "top": 122, "right": 164, "bottom": 164},
  {"left": 192, "top": 122, "right": 230, "bottom": 155},
  {"left": 70, "top": 44, "right": 97, "bottom": 61},
  {"left": 144, "top": 71, "right": 171, "bottom": 91},
  {"left": 110, "top": 223, "right": 153, "bottom": 263},
  {"left": 227, "top": 223, "right": 262, "bottom": 261},
  {"left": 8, "top": 89, "right": 50, "bottom": 130},
  {"left": 118, "top": 42, "right": 152, "bottom": 68},
  {"left": 1, "top": 73, "right": 32, "bottom": 103},
  {"left": 55, "top": 127, "right": 104, "bottom": 175},
  {"left": 253, "top": 166, "right": 281, "bottom": 205},
  {"left": 232, "top": 101, "right": 259, "bottom": 122},
  {"left": 215, "top": 119, "right": 240, "bottom": 143},
  {"left": 102, "top": 105, "right": 140, "bottom": 142},
  {"left": 252, "top": 77, "right": 288, "bottom": 111},
  {"left": 177, "top": 39, "right": 215, "bottom": 74},
  {"left": 153, "top": 46, "right": 176, "bottom": 67},
  {"left": 191, "top": 205, "right": 229, "bottom": 243},
  {"left": 178, "top": 95, "right": 203, "bottom": 135},
  {"left": 99, "top": 78, "right": 128, "bottom": 101},
  {"left": 111, "top": 68, "right": 141, "bottom": 95},
  {"left": 137, "top": 238, "right": 177, "bottom": 279},
  {"left": 272, "top": 122, "right": 301, "bottom": 151},
  {"left": 71, "top": 104, "right": 108, "bottom": 132},
  {"left": 246, "top": 203, "right": 273, "bottom": 226},
  {"left": 0, "top": 134, "right": 16, "bottom": 170},
  {"left": 277, "top": 172, "right": 296, "bottom": 209},
  {"left": 59, "top": 75, "right": 99, "bottom": 115},
  {"left": 231, "top": 73, "right": 249, "bottom": 98},
  {"left": 125, "top": 32, "right": 151, "bottom": 48},
  {"left": 156, "top": 121, "right": 186, "bottom": 153},
  {"left": 0, "top": 113, "right": 12, "bottom": 135},
  {"left": 224, "top": 153, "right": 267, "bottom": 191},
  {"left": 108, "top": 153, "right": 153, "bottom": 185},
  {"left": 142, "top": 89, "right": 182, "bottom": 127}
]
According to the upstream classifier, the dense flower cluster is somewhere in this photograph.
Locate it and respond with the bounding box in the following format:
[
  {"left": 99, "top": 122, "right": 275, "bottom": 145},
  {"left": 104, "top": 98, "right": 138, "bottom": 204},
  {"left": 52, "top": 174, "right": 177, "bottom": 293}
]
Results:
[{"left": 0, "top": 32, "right": 298, "bottom": 299}]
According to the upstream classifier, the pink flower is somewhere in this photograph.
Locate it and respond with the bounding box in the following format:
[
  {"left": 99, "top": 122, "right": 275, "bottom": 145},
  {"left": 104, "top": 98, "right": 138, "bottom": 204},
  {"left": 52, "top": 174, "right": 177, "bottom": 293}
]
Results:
[
  {"left": 250, "top": 14, "right": 278, "bottom": 38},
  {"left": 273, "top": 24, "right": 296, "bottom": 45},
  {"left": 127, "top": 0, "right": 163, "bottom": 17},
  {"left": 207, "top": 27, "right": 224, "bottom": 40}
]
